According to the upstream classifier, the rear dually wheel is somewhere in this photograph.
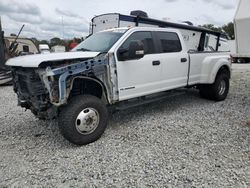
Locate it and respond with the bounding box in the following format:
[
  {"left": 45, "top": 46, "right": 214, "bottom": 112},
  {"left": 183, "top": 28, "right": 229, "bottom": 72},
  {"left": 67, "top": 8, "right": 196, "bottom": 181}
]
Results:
[{"left": 199, "top": 71, "right": 230, "bottom": 101}]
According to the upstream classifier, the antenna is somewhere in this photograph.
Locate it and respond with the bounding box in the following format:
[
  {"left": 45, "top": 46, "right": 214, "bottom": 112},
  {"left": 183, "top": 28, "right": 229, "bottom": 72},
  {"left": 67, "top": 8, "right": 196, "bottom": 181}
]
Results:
[
  {"left": 0, "top": 16, "right": 2, "bottom": 31},
  {"left": 61, "top": 16, "right": 64, "bottom": 39}
]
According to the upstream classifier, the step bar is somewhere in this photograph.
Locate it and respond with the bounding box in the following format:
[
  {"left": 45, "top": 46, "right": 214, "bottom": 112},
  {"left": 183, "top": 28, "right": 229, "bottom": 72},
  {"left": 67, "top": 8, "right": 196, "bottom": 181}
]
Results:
[{"left": 113, "top": 89, "right": 186, "bottom": 111}]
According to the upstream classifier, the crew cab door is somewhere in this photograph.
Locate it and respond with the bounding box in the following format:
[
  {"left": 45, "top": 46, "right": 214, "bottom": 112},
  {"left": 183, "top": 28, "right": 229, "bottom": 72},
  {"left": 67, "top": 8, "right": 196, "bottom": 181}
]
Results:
[
  {"left": 153, "top": 31, "right": 189, "bottom": 89},
  {"left": 115, "top": 31, "right": 162, "bottom": 101}
]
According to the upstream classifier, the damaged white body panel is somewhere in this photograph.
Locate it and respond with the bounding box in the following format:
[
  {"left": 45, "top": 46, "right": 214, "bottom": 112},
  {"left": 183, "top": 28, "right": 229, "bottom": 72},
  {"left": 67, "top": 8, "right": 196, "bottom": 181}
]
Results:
[{"left": 6, "top": 51, "right": 100, "bottom": 68}]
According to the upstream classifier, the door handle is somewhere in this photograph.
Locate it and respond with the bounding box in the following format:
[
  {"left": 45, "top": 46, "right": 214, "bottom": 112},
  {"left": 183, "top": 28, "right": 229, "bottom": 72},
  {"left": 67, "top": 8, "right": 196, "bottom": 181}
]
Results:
[
  {"left": 152, "top": 61, "right": 160, "bottom": 66},
  {"left": 181, "top": 58, "right": 187, "bottom": 63}
]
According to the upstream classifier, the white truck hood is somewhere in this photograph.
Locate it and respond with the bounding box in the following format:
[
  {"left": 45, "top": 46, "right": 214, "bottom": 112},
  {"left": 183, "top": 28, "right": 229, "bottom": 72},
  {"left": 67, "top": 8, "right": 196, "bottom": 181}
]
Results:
[{"left": 6, "top": 51, "right": 100, "bottom": 68}]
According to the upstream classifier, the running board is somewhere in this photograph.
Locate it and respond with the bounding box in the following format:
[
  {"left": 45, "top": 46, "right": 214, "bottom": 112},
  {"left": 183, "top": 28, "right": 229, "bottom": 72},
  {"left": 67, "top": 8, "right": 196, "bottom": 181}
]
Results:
[{"left": 114, "top": 90, "right": 186, "bottom": 111}]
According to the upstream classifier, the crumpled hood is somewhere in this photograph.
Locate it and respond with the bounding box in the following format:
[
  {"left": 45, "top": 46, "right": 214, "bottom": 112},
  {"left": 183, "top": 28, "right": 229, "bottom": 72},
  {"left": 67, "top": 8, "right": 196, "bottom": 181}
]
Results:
[{"left": 6, "top": 51, "right": 100, "bottom": 68}]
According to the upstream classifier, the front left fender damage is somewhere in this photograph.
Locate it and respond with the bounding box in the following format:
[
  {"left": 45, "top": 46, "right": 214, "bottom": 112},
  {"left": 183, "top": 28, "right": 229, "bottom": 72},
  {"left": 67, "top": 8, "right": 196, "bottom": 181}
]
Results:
[
  {"left": 12, "top": 54, "right": 118, "bottom": 119},
  {"left": 39, "top": 55, "right": 115, "bottom": 106}
]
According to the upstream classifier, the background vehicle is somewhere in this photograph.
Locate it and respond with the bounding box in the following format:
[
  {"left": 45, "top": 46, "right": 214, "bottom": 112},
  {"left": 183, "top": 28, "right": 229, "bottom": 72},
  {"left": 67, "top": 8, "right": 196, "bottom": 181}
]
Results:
[
  {"left": 51, "top": 45, "right": 66, "bottom": 53},
  {"left": 6, "top": 17, "right": 231, "bottom": 145},
  {"left": 0, "top": 19, "right": 38, "bottom": 85},
  {"left": 5, "top": 36, "right": 38, "bottom": 55},
  {"left": 0, "top": 18, "right": 10, "bottom": 85},
  {"left": 39, "top": 44, "right": 50, "bottom": 54},
  {"left": 232, "top": 0, "right": 250, "bottom": 63}
]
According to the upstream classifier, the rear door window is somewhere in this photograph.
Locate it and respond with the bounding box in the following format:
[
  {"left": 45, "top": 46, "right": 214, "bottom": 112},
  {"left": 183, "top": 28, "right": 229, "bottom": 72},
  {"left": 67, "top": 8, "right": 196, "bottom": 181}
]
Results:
[{"left": 155, "top": 32, "right": 182, "bottom": 53}]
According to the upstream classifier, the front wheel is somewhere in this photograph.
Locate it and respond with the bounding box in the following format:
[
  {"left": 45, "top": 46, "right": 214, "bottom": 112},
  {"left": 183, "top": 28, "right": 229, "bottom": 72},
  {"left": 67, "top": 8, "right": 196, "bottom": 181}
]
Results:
[
  {"left": 199, "top": 72, "right": 230, "bottom": 101},
  {"left": 58, "top": 95, "right": 108, "bottom": 145}
]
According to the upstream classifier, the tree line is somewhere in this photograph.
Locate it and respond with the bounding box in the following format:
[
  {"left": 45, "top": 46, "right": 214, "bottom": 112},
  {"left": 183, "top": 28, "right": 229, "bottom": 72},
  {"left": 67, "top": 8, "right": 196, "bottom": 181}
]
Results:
[
  {"left": 30, "top": 22, "right": 235, "bottom": 50},
  {"left": 200, "top": 22, "right": 235, "bottom": 39}
]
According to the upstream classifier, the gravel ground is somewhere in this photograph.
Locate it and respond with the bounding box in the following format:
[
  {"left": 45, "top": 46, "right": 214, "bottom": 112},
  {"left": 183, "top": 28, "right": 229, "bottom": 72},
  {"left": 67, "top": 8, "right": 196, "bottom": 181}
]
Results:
[{"left": 0, "top": 64, "right": 249, "bottom": 187}]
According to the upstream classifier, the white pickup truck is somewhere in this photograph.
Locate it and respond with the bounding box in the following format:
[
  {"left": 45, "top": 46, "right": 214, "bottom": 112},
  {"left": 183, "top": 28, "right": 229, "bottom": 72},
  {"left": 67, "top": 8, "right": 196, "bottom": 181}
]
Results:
[{"left": 6, "top": 27, "right": 231, "bottom": 145}]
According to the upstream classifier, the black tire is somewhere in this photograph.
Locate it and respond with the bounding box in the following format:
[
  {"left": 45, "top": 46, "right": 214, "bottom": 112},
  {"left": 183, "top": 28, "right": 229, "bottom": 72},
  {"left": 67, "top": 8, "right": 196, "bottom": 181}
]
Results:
[
  {"left": 58, "top": 95, "right": 108, "bottom": 145},
  {"left": 199, "top": 72, "right": 230, "bottom": 101},
  {"left": 199, "top": 85, "right": 210, "bottom": 99}
]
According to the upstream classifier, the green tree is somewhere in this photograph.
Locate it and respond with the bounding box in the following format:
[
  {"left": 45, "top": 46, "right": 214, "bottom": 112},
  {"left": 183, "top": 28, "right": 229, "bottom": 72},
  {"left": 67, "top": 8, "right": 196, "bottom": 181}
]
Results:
[
  {"left": 201, "top": 24, "right": 223, "bottom": 33},
  {"left": 50, "top": 37, "right": 65, "bottom": 46},
  {"left": 50, "top": 37, "right": 62, "bottom": 46},
  {"left": 201, "top": 23, "right": 235, "bottom": 40},
  {"left": 222, "top": 22, "right": 235, "bottom": 39},
  {"left": 30, "top": 38, "right": 40, "bottom": 48},
  {"left": 39, "top": 40, "right": 49, "bottom": 45}
]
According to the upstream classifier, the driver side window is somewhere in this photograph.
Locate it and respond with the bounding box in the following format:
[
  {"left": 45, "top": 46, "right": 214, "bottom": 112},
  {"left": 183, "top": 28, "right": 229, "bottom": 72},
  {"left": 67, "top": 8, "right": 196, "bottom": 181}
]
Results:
[{"left": 118, "top": 31, "right": 155, "bottom": 59}]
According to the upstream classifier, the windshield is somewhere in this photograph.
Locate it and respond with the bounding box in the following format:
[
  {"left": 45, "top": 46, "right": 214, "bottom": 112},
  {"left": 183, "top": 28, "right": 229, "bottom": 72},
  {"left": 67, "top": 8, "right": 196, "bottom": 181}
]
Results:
[{"left": 73, "top": 30, "right": 126, "bottom": 53}]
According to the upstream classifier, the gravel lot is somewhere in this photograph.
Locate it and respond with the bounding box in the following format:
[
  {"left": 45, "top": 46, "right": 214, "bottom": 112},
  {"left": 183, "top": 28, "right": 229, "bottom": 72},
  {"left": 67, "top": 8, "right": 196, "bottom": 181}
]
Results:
[{"left": 0, "top": 64, "right": 249, "bottom": 187}]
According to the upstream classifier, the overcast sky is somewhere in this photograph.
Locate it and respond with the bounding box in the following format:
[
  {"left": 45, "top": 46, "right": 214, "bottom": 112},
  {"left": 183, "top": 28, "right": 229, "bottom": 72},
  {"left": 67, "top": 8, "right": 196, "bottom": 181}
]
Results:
[{"left": 0, "top": 0, "right": 239, "bottom": 40}]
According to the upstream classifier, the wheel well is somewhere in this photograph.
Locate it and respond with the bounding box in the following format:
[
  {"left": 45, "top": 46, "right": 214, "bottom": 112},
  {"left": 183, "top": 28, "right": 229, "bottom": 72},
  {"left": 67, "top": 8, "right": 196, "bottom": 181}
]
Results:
[
  {"left": 217, "top": 65, "right": 231, "bottom": 78},
  {"left": 70, "top": 78, "right": 104, "bottom": 99}
]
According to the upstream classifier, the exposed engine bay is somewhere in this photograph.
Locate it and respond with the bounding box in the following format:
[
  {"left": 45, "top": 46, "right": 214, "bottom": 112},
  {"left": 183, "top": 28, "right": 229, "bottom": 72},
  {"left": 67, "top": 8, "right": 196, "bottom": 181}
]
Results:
[
  {"left": 12, "top": 67, "right": 55, "bottom": 119},
  {"left": 11, "top": 54, "right": 118, "bottom": 119}
]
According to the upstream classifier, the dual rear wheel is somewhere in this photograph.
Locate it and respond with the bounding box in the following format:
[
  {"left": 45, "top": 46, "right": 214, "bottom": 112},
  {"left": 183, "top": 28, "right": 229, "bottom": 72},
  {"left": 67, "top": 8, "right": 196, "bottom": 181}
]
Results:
[{"left": 199, "top": 71, "right": 230, "bottom": 101}]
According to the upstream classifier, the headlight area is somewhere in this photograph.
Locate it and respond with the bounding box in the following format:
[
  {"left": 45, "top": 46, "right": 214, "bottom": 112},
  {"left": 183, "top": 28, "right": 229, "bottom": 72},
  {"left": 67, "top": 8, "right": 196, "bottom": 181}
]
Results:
[{"left": 12, "top": 67, "right": 57, "bottom": 120}]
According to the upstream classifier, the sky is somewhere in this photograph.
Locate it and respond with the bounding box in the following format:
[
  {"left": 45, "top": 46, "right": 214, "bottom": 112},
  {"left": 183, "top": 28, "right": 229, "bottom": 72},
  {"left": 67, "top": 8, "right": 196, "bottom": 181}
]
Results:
[{"left": 0, "top": 0, "right": 240, "bottom": 40}]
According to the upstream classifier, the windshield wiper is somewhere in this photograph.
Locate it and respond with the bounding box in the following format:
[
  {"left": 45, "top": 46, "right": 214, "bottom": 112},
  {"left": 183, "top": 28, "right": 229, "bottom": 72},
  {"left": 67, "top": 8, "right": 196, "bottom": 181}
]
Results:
[{"left": 76, "top": 48, "right": 91, "bottom": 52}]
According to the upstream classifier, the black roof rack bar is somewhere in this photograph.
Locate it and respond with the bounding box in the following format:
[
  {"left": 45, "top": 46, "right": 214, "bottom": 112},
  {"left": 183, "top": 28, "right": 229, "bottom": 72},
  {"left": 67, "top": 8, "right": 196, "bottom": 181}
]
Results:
[{"left": 118, "top": 14, "right": 221, "bottom": 36}]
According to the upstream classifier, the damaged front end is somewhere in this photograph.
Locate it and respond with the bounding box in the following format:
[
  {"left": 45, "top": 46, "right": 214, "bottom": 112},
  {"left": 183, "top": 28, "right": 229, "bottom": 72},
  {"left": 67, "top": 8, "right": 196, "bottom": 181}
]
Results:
[
  {"left": 12, "top": 53, "right": 118, "bottom": 119},
  {"left": 12, "top": 67, "right": 56, "bottom": 119}
]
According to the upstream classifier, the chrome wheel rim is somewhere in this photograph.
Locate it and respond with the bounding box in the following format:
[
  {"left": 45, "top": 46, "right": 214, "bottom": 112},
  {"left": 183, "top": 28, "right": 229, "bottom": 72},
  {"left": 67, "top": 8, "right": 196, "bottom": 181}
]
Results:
[
  {"left": 75, "top": 108, "right": 100, "bottom": 135},
  {"left": 218, "top": 80, "right": 226, "bottom": 96}
]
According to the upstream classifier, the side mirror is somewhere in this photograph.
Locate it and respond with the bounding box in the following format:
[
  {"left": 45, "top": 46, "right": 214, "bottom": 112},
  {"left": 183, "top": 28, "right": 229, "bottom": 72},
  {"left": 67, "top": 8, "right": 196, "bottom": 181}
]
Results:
[{"left": 118, "top": 40, "right": 144, "bottom": 61}]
